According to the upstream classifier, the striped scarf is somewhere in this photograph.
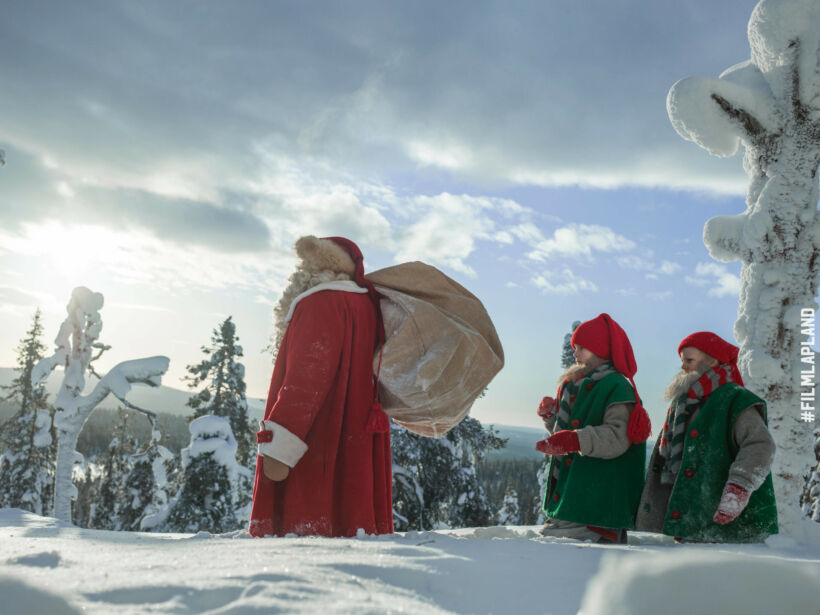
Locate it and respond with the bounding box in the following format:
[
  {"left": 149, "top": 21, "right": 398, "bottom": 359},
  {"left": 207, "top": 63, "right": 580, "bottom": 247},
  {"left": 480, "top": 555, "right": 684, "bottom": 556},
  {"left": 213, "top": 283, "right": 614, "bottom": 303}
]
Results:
[
  {"left": 659, "top": 363, "right": 742, "bottom": 485},
  {"left": 550, "top": 361, "right": 617, "bottom": 483}
]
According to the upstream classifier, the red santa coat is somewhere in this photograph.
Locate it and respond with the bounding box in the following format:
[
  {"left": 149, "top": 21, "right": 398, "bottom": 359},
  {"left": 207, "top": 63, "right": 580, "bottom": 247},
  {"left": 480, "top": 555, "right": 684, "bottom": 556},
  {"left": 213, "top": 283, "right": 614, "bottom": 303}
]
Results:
[{"left": 249, "top": 287, "right": 393, "bottom": 537}]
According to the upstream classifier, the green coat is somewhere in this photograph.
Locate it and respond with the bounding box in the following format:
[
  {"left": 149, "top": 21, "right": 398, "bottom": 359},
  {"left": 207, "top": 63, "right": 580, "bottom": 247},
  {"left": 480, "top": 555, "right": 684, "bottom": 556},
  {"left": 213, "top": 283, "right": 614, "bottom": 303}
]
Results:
[
  {"left": 543, "top": 372, "right": 646, "bottom": 529},
  {"left": 637, "top": 383, "right": 778, "bottom": 543}
]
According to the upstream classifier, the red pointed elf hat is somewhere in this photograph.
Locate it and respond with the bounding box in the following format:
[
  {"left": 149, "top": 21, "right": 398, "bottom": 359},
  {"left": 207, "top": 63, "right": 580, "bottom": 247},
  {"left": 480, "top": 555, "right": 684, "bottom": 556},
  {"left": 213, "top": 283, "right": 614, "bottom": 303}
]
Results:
[
  {"left": 678, "top": 331, "right": 743, "bottom": 385},
  {"left": 571, "top": 313, "right": 650, "bottom": 442},
  {"left": 571, "top": 313, "right": 637, "bottom": 378}
]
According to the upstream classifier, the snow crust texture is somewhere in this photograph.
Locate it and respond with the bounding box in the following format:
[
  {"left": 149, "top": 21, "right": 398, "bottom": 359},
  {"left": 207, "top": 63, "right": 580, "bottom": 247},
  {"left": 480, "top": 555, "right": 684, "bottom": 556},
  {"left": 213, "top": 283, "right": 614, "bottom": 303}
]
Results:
[
  {"left": 2, "top": 509, "right": 820, "bottom": 615},
  {"left": 579, "top": 549, "right": 820, "bottom": 615}
]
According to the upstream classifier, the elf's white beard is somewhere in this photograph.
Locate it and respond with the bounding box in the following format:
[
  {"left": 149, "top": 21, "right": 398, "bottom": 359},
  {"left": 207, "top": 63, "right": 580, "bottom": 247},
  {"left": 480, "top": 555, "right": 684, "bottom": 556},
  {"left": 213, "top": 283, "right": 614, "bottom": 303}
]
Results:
[
  {"left": 557, "top": 355, "right": 604, "bottom": 385},
  {"left": 663, "top": 359, "right": 714, "bottom": 401},
  {"left": 269, "top": 265, "right": 351, "bottom": 360}
]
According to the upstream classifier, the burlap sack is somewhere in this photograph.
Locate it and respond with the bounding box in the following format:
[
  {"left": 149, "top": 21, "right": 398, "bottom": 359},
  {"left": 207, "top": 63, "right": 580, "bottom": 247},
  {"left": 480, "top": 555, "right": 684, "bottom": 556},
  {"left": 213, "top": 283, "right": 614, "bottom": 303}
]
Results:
[{"left": 365, "top": 261, "right": 505, "bottom": 438}]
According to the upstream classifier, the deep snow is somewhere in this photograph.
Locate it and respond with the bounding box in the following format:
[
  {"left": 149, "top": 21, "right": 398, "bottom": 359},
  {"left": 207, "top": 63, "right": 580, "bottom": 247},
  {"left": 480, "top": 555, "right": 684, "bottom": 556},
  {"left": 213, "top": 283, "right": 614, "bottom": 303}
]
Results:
[{"left": 2, "top": 509, "right": 819, "bottom": 614}]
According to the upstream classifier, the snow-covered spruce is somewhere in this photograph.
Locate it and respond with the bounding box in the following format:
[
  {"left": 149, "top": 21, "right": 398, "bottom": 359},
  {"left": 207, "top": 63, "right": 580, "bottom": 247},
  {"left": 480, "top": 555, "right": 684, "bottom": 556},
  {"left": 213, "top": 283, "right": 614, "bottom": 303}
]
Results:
[
  {"left": 802, "top": 427, "right": 820, "bottom": 522},
  {"left": 391, "top": 417, "right": 505, "bottom": 530},
  {"left": 120, "top": 423, "right": 175, "bottom": 532},
  {"left": 496, "top": 484, "right": 522, "bottom": 525},
  {"left": 667, "top": 0, "right": 820, "bottom": 536},
  {"left": 88, "top": 429, "right": 131, "bottom": 531},
  {"left": 164, "top": 415, "right": 252, "bottom": 533},
  {"left": 561, "top": 321, "right": 581, "bottom": 369},
  {"left": 32, "top": 287, "right": 169, "bottom": 523},
  {"left": 0, "top": 309, "right": 55, "bottom": 516},
  {"left": 185, "top": 317, "right": 253, "bottom": 467}
]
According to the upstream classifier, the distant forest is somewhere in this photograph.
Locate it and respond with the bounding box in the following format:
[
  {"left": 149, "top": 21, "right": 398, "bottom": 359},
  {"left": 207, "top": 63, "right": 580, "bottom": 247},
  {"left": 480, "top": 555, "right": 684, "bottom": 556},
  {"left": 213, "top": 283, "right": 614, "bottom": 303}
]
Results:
[{"left": 0, "top": 400, "right": 546, "bottom": 525}]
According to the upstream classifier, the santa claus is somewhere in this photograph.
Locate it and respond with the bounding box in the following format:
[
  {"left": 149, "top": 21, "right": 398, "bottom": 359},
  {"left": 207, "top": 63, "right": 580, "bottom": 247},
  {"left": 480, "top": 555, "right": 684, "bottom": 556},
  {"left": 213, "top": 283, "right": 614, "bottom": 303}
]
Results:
[{"left": 249, "top": 235, "right": 393, "bottom": 537}]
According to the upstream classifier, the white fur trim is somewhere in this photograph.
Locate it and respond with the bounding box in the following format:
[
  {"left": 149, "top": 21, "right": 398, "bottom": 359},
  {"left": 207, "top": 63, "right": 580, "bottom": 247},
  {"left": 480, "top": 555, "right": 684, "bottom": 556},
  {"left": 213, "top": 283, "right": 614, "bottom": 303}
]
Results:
[
  {"left": 284, "top": 281, "right": 368, "bottom": 323},
  {"left": 257, "top": 420, "right": 309, "bottom": 467}
]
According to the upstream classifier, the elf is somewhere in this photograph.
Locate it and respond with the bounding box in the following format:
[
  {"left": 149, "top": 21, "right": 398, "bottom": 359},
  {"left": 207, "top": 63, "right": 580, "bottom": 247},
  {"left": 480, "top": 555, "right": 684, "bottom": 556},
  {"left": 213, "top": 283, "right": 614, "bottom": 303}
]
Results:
[
  {"left": 536, "top": 313, "right": 650, "bottom": 543},
  {"left": 636, "top": 332, "right": 778, "bottom": 542}
]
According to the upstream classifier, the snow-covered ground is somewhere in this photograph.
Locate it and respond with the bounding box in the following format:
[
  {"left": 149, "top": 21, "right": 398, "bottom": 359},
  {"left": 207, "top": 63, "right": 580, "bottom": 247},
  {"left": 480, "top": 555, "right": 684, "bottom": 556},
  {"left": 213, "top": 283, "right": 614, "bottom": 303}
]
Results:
[{"left": 2, "top": 509, "right": 820, "bottom": 614}]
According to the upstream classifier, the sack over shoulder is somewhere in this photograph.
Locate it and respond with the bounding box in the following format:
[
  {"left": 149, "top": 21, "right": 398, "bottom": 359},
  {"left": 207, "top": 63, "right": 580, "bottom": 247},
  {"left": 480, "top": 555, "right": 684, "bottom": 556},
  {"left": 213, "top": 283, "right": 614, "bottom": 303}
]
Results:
[{"left": 365, "top": 262, "right": 504, "bottom": 438}]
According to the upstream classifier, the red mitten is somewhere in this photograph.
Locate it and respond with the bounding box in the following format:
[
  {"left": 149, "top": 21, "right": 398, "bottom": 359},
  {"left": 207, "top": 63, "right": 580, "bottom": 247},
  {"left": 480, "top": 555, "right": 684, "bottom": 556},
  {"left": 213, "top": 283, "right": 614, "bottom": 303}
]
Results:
[
  {"left": 537, "top": 396, "right": 557, "bottom": 419},
  {"left": 713, "top": 483, "right": 750, "bottom": 525},
  {"left": 627, "top": 405, "right": 651, "bottom": 443},
  {"left": 535, "top": 430, "right": 581, "bottom": 456}
]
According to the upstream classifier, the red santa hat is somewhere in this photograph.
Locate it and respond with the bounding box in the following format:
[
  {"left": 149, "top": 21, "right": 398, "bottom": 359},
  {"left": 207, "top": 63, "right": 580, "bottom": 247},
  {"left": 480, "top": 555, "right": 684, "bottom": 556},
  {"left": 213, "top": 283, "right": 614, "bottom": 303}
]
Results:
[
  {"left": 295, "top": 235, "right": 385, "bottom": 346},
  {"left": 323, "top": 236, "right": 385, "bottom": 346},
  {"left": 571, "top": 313, "right": 651, "bottom": 443},
  {"left": 677, "top": 331, "right": 743, "bottom": 385}
]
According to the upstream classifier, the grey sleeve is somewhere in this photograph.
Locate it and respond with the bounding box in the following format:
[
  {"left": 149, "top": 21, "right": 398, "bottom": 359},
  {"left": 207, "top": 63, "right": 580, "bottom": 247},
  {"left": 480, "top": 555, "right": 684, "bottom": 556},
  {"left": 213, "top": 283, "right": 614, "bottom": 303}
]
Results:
[
  {"left": 727, "top": 405, "right": 776, "bottom": 492},
  {"left": 576, "top": 402, "right": 633, "bottom": 459}
]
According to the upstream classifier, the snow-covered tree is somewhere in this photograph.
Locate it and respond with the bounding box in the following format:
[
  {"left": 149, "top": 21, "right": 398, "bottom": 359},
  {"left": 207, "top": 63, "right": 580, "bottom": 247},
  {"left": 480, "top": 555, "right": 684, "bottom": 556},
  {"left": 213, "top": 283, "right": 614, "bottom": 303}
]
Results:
[
  {"left": 185, "top": 317, "right": 253, "bottom": 467},
  {"left": 89, "top": 411, "right": 136, "bottom": 530},
  {"left": 119, "top": 420, "right": 175, "bottom": 532},
  {"left": 73, "top": 464, "right": 97, "bottom": 528},
  {"left": 0, "top": 309, "right": 55, "bottom": 515},
  {"left": 391, "top": 417, "right": 506, "bottom": 530},
  {"left": 33, "top": 287, "right": 170, "bottom": 523},
  {"left": 496, "top": 483, "right": 521, "bottom": 526},
  {"left": 165, "top": 415, "right": 252, "bottom": 534},
  {"left": 561, "top": 321, "right": 581, "bottom": 368},
  {"left": 666, "top": 0, "right": 820, "bottom": 536},
  {"left": 533, "top": 457, "right": 549, "bottom": 526}
]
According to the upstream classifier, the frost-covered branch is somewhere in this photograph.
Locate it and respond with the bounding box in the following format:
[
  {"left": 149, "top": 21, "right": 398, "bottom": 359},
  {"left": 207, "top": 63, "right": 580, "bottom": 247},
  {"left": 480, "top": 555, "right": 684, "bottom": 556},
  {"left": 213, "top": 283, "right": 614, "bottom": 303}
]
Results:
[
  {"left": 77, "top": 357, "right": 167, "bottom": 419},
  {"left": 710, "top": 93, "right": 768, "bottom": 138}
]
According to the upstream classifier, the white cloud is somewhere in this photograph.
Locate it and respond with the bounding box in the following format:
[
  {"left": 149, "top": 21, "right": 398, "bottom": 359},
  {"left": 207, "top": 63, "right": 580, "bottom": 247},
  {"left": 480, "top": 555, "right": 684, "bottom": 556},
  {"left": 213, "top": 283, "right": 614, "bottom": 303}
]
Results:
[
  {"left": 618, "top": 255, "right": 682, "bottom": 275},
  {"left": 405, "top": 138, "right": 474, "bottom": 170},
  {"left": 532, "top": 269, "right": 598, "bottom": 295},
  {"left": 107, "top": 302, "right": 172, "bottom": 313},
  {"left": 686, "top": 262, "right": 741, "bottom": 297},
  {"left": 393, "top": 193, "right": 528, "bottom": 276},
  {"left": 527, "top": 224, "right": 635, "bottom": 263},
  {"left": 0, "top": 223, "right": 292, "bottom": 298}
]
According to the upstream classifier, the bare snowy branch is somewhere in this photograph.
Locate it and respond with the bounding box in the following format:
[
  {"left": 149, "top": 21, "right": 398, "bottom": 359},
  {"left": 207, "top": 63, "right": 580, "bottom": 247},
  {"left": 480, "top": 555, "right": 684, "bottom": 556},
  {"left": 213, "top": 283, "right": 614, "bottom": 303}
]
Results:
[
  {"left": 110, "top": 392, "right": 157, "bottom": 421},
  {"left": 91, "top": 342, "right": 112, "bottom": 364}
]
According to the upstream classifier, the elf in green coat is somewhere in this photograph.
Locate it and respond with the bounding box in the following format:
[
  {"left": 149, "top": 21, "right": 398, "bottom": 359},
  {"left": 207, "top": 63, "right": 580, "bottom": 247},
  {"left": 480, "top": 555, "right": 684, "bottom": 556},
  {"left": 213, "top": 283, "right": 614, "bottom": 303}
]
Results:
[
  {"left": 636, "top": 332, "right": 778, "bottom": 543},
  {"left": 536, "top": 313, "right": 651, "bottom": 543}
]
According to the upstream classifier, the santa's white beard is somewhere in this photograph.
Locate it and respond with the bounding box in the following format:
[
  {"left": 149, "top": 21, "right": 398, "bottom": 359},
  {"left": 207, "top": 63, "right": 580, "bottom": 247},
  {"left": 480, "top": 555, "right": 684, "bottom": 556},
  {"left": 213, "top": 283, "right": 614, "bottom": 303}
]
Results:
[{"left": 269, "top": 266, "right": 351, "bottom": 360}]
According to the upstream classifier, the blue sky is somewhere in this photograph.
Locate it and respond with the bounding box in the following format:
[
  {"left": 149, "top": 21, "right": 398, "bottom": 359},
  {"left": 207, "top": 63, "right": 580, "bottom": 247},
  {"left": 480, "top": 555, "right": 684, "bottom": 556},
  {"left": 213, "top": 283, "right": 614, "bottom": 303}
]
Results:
[{"left": 0, "top": 0, "right": 763, "bottom": 429}]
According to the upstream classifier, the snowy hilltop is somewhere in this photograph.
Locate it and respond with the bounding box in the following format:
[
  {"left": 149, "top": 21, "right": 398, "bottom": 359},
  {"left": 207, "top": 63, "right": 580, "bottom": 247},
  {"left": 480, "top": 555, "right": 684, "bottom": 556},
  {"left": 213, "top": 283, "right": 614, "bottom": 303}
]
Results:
[{"left": 1, "top": 509, "right": 819, "bottom": 614}]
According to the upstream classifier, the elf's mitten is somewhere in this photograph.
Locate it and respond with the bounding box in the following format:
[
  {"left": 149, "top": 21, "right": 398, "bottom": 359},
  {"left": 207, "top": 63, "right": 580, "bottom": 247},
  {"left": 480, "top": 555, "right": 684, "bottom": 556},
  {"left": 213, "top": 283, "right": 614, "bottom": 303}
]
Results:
[
  {"left": 713, "top": 483, "right": 750, "bottom": 525},
  {"left": 626, "top": 405, "right": 651, "bottom": 443},
  {"left": 537, "top": 396, "right": 557, "bottom": 418},
  {"left": 535, "top": 430, "right": 581, "bottom": 456}
]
